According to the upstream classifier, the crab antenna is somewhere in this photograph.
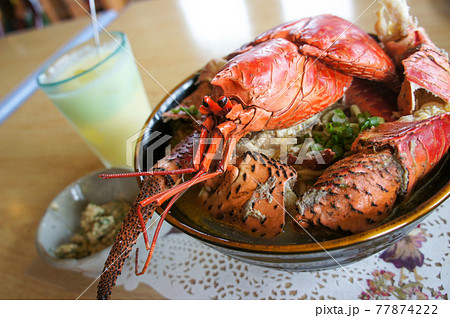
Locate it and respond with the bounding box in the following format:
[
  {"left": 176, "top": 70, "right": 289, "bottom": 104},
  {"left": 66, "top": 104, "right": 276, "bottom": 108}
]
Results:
[{"left": 99, "top": 168, "right": 197, "bottom": 179}]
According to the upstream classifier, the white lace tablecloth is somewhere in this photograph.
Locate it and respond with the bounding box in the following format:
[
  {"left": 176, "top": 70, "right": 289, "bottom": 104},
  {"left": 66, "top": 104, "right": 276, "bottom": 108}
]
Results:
[{"left": 91, "top": 198, "right": 450, "bottom": 300}]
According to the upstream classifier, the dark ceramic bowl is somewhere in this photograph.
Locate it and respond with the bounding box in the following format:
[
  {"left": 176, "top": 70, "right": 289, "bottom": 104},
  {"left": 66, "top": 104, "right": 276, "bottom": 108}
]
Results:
[{"left": 134, "top": 73, "right": 450, "bottom": 271}]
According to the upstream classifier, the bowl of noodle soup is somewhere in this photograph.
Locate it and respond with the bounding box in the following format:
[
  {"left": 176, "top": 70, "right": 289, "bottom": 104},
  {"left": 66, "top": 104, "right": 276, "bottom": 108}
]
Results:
[{"left": 134, "top": 72, "right": 450, "bottom": 271}]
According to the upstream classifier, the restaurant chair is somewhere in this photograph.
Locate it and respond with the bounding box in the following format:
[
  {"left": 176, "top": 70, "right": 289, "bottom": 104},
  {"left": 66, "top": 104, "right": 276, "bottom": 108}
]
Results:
[{"left": 0, "top": 0, "right": 44, "bottom": 35}]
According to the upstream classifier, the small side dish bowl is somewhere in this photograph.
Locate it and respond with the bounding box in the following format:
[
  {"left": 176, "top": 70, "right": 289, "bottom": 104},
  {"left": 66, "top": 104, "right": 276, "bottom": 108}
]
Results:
[{"left": 36, "top": 167, "right": 139, "bottom": 274}]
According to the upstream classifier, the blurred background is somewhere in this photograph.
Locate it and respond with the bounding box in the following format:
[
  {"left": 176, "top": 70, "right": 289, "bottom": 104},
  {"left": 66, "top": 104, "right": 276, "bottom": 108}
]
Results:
[
  {"left": 2, "top": 0, "right": 449, "bottom": 38},
  {"left": 0, "top": 0, "right": 127, "bottom": 36}
]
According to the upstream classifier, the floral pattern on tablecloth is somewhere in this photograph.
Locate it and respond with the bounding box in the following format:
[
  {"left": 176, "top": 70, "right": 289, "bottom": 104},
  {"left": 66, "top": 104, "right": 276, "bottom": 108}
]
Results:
[
  {"left": 91, "top": 199, "right": 449, "bottom": 299},
  {"left": 359, "top": 226, "right": 447, "bottom": 300}
]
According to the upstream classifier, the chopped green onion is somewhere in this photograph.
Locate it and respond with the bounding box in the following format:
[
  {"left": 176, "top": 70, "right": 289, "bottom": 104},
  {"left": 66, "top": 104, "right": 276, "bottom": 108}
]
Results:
[
  {"left": 313, "top": 133, "right": 322, "bottom": 143},
  {"left": 331, "top": 134, "right": 339, "bottom": 144},
  {"left": 334, "top": 109, "right": 347, "bottom": 119},
  {"left": 331, "top": 144, "right": 344, "bottom": 158},
  {"left": 342, "top": 126, "right": 354, "bottom": 139},
  {"left": 359, "top": 116, "right": 384, "bottom": 132},
  {"left": 172, "top": 105, "right": 200, "bottom": 117},
  {"left": 326, "top": 122, "right": 334, "bottom": 133},
  {"left": 369, "top": 116, "right": 379, "bottom": 126},
  {"left": 311, "top": 143, "right": 325, "bottom": 151},
  {"left": 332, "top": 109, "right": 348, "bottom": 123},
  {"left": 316, "top": 108, "right": 385, "bottom": 161},
  {"left": 188, "top": 105, "right": 199, "bottom": 116}
]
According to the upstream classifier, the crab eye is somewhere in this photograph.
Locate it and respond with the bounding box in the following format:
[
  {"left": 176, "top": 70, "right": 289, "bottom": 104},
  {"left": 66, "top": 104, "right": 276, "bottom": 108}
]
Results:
[{"left": 218, "top": 96, "right": 228, "bottom": 107}]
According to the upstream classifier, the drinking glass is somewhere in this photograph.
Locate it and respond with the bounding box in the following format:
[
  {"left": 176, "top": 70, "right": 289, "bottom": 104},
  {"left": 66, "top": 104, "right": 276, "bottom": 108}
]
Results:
[{"left": 37, "top": 31, "right": 151, "bottom": 168}]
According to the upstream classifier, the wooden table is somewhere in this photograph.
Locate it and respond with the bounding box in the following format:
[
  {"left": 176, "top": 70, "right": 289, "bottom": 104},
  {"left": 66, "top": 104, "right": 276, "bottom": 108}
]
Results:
[{"left": 0, "top": 0, "right": 449, "bottom": 300}]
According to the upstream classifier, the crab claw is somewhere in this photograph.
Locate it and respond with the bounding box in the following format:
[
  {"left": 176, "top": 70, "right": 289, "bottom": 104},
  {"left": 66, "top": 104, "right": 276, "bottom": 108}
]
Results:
[{"left": 375, "top": 0, "right": 450, "bottom": 115}]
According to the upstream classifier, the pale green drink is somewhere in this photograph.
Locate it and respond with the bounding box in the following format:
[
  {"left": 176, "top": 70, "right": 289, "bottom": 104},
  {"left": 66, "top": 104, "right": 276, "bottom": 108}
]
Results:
[{"left": 37, "top": 31, "right": 151, "bottom": 168}]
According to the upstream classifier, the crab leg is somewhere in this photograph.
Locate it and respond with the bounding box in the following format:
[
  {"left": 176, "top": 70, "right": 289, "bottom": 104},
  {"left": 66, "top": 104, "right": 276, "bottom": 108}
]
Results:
[
  {"left": 200, "top": 151, "right": 297, "bottom": 237},
  {"left": 139, "top": 169, "right": 221, "bottom": 207},
  {"left": 296, "top": 113, "right": 450, "bottom": 233},
  {"left": 134, "top": 191, "right": 182, "bottom": 276}
]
